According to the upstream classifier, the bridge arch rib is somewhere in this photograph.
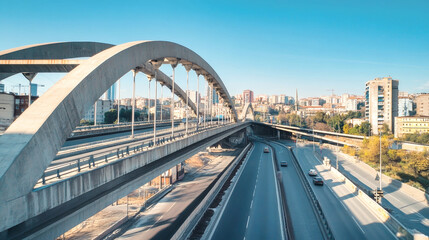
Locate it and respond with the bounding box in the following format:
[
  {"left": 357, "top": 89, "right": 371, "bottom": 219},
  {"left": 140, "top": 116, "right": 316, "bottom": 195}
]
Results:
[
  {"left": 240, "top": 102, "right": 255, "bottom": 121},
  {"left": 0, "top": 41, "right": 237, "bottom": 204},
  {"left": 0, "top": 41, "right": 114, "bottom": 80},
  {"left": 0, "top": 41, "right": 202, "bottom": 116}
]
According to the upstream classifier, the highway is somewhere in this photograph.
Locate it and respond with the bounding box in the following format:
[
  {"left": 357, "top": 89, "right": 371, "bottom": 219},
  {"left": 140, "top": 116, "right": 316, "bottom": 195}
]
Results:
[
  {"left": 319, "top": 145, "right": 429, "bottom": 236},
  {"left": 270, "top": 142, "right": 324, "bottom": 239},
  {"left": 281, "top": 141, "right": 396, "bottom": 239},
  {"left": 210, "top": 141, "right": 284, "bottom": 240}
]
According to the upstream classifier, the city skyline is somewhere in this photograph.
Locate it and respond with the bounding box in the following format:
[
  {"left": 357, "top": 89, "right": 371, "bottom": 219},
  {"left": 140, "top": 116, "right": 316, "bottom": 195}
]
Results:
[{"left": 1, "top": 0, "right": 429, "bottom": 99}]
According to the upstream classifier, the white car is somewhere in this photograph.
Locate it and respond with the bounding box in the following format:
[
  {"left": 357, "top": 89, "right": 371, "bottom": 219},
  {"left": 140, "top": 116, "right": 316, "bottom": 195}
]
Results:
[
  {"left": 308, "top": 169, "right": 317, "bottom": 176},
  {"left": 264, "top": 147, "right": 269, "bottom": 153}
]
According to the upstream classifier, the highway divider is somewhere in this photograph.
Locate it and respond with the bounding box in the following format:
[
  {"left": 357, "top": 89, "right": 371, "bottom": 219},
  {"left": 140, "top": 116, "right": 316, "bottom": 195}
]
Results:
[
  {"left": 286, "top": 145, "right": 335, "bottom": 240},
  {"left": 265, "top": 142, "right": 294, "bottom": 240},
  {"left": 171, "top": 143, "right": 253, "bottom": 240}
]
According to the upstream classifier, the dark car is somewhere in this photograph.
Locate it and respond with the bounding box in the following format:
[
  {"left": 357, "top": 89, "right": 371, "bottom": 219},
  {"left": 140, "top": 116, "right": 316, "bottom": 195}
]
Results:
[
  {"left": 313, "top": 177, "right": 324, "bottom": 186},
  {"left": 280, "top": 161, "right": 288, "bottom": 167}
]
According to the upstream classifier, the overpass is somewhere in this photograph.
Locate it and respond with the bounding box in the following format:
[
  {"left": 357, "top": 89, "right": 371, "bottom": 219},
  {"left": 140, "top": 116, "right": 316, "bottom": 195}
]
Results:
[
  {"left": 0, "top": 41, "right": 426, "bottom": 240},
  {"left": 0, "top": 41, "right": 245, "bottom": 239}
]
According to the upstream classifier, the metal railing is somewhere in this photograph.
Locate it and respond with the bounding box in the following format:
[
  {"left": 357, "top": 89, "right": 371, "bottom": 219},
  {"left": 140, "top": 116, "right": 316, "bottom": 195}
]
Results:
[{"left": 37, "top": 122, "right": 235, "bottom": 187}]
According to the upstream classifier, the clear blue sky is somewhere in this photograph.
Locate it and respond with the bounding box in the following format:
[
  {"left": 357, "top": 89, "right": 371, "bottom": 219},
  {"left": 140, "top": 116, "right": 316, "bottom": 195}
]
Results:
[{"left": 1, "top": 0, "right": 428, "bottom": 98}]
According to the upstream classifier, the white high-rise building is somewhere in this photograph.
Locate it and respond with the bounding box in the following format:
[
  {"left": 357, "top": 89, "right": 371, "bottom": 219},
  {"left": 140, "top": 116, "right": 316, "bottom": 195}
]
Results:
[
  {"left": 103, "top": 85, "right": 116, "bottom": 101},
  {"left": 365, "top": 77, "right": 399, "bottom": 135},
  {"left": 398, "top": 96, "right": 413, "bottom": 117}
]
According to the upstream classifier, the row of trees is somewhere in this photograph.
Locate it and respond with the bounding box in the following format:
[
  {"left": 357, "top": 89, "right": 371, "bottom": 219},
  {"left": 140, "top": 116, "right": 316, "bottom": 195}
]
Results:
[
  {"left": 104, "top": 109, "right": 142, "bottom": 124},
  {"left": 401, "top": 133, "right": 429, "bottom": 145},
  {"left": 277, "top": 111, "right": 374, "bottom": 136},
  {"left": 343, "top": 136, "right": 429, "bottom": 190}
]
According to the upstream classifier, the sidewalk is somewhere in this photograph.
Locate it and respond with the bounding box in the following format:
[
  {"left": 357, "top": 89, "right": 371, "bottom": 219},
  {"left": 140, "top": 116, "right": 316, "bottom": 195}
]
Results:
[{"left": 299, "top": 142, "right": 429, "bottom": 236}]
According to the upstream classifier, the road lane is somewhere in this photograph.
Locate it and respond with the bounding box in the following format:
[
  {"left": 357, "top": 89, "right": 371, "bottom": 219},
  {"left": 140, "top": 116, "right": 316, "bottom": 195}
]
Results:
[
  {"left": 320, "top": 146, "right": 429, "bottom": 236},
  {"left": 290, "top": 142, "right": 396, "bottom": 239},
  {"left": 211, "top": 141, "right": 283, "bottom": 240},
  {"left": 245, "top": 143, "right": 283, "bottom": 240},
  {"left": 271, "top": 143, "right": 323, "bottom": 240}
]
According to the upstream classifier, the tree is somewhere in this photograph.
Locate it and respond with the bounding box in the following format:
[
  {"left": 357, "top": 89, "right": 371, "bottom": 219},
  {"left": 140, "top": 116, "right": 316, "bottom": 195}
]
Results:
[
  {"left": 104, "top": 109, "right": 117, "bottom": 124},
  {"left": 119, "top": 108, "right": 140, "bottom": 122},
  {"left": 381, "top": 123, "right": 390, "bottom": 135},
  {"left": 343, "top": 124, "right": 350, "bottom": 134},
  {"left": 359, "top": 121, "right": 371, "bottom": 136}
]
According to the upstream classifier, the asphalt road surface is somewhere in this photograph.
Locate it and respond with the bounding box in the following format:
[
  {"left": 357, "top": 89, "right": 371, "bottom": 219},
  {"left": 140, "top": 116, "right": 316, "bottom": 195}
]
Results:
[{"left": 211, "top": 141, "right": 284, "bottom": 240}]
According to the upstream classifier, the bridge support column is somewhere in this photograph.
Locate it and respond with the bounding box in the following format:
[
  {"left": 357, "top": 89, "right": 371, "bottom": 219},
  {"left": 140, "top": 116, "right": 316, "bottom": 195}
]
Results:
[
  {"left": 94, "top": 101, "right": 97, "bottom": 126},
  {"left": 154, "top": 76, "right": 157, "bottom": 144},
  {"left": 117, "top": 79, "right": 120, "bottom": 124},
  {"left": 131, "top": 69, "right": 137, "bottom": 138},
  {"left": 160, "top": 83, "right": 163, "bottom": 121},
  {"left": 148, "top": 76, "right": 151, "bottom": 123},
  {"left": 150, "top": 60, "right": 163, "bottom": 145},
  {"left": 210, "top": 84, "right": 213, "bottom": 126},
  {"left": 183, "top": 64, "right": 192, "bottom": 135},
  {"left": 22, "top": 72, "right": 37, "bottom": 108},
  {"left": 170, "top": 61, "right": 178, "bottom": 138},
  {"left": 196, "top": 72, "right": 200, "bottom": 131}
]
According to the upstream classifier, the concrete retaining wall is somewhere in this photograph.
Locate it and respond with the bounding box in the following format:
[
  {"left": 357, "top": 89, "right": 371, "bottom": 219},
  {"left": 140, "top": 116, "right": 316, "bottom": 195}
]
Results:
[
  {"left": 171, "top": 143, "right": 252, "bottom": 240},
  {"left": 329, "top": 167, "right": 416, "bottom": 239}
]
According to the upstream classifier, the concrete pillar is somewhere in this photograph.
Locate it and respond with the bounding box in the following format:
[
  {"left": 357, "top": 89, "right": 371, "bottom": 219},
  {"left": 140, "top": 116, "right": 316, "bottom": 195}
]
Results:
[
  {"left": 117, "top": 79, "right": 120, "bottom": 124},
  {"left": 183, "top": 64, "right": 192, "bottom": 135},
  {"left": 170, "top": 62, "right": 178, "bottom": 138},
  {"left": 210, "top": 84, "right": 213, "bottom": 126},
  {"left": 154, "top": 75, "right": 157, "bottom": 144},
  {"left": 131, "top": 69, "right": 137, "bottom": 138},
  {"left": 22, "top": 72, "right": 37, "bottom": 108},
  {"left": 150, "top": 60, "right": 163, "bottom": 144},
  {"left": 196, "top": 72, "right": 200, "bottom": 131},
  {"left": 160, "top": 83, "right": 163, "bottom": 121},
  {"left": 148, "top": 77, "right": 151, "bottom": 122},
  {"left": 94, "top": 101, "right": 97, "bottom": 126}
]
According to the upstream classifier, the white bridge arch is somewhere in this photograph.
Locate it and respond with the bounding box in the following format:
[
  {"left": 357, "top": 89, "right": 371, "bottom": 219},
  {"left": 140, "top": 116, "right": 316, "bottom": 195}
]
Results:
[{"left": 0, "top": 41, "right": 237, "bottom": 205}]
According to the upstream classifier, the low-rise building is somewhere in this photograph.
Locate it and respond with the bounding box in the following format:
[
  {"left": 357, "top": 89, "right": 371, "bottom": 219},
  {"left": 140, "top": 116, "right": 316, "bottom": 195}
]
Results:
[
  {"left": 415, "top": 94, "right": 429, "bottom": 116},
  {"left": 394, "top": 116, "right": 429, "bottom": 138},
  {"left": 0, "top": 92, "right": 14, "bottom": 130},
  {"left": 83, "top": 99, "right": 114, "bottom": 124}
]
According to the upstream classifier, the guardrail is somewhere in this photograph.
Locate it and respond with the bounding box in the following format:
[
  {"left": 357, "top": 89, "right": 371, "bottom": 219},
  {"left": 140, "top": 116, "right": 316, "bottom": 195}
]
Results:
[
  {"left": 312, "top": 148, "right": 419, "bottom": 240},
  {"left": 329, "top": 165, "right": 415, "bottom": 239},
  {"left": 286, "top": 145, "right": 335, "bottom": 240},
  {"left": 265, "top": 141, "right": 294, "bottom": 240},
  {"left": 172, "top": 143, "right": 253, "bottom": 240},
  {"left": 74, "top": 120, "right": 179, "bottom": 131},
  {"left": 38, "top": 122, "right": 233, "bottom": 186}
]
